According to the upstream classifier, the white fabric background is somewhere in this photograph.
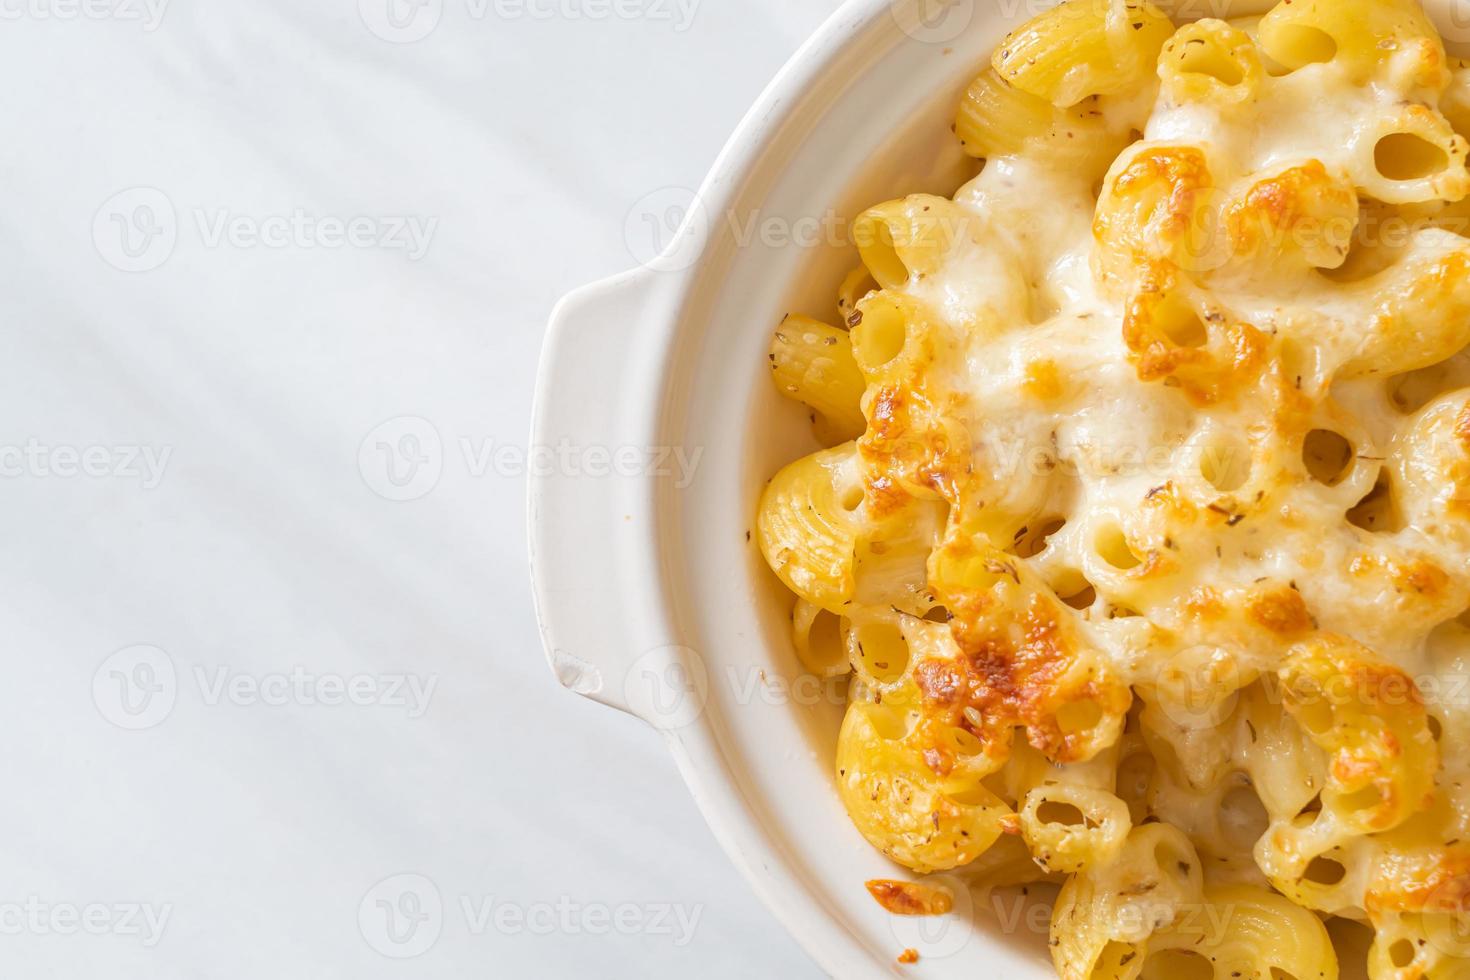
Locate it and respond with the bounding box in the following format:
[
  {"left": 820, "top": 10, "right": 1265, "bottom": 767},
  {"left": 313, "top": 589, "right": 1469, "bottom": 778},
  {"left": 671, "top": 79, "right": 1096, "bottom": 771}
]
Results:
[{"left": 0, "top": 0, "right": 840, "bottom": 975}]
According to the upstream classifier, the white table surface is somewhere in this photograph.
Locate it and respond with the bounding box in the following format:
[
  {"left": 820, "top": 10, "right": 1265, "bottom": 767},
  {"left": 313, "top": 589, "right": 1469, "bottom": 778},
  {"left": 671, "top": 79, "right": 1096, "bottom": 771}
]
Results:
[{"left": 0, "top": 1, "right": 841, "bottom": 975}]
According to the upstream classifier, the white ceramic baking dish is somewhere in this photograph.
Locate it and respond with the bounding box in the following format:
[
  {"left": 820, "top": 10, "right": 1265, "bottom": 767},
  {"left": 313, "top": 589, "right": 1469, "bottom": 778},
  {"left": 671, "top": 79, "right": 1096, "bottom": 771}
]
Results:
[{"left": 530, "top": 1, "right": 1470, "bottom": 974}]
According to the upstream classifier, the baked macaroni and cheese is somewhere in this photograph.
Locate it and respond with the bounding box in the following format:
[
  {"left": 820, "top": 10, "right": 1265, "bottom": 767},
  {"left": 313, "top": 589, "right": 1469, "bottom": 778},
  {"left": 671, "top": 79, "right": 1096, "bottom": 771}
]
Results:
[{"left": 756, "top": 1, "right": 1470, "bottom": 976}]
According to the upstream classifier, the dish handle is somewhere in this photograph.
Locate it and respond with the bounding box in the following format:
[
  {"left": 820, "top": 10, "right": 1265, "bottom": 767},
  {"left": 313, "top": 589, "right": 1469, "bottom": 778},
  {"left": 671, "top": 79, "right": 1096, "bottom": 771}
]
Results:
[{"left": 528, "top": 267, "right": 685, "bottom": 724}]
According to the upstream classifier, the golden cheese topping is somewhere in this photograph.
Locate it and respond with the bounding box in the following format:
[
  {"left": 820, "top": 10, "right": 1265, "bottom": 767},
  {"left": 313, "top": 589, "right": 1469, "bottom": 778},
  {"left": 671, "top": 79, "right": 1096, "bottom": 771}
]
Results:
[{"left": 756, "top": 1, "right": 1470, "bottom": 977}]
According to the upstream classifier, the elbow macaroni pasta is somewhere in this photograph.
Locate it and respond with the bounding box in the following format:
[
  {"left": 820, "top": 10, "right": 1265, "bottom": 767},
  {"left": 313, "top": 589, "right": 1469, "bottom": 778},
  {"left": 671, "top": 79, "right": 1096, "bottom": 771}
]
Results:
[
  {"left": 755, "top": 0, "right": 1470, "bottom": 975},
  {"left": 992, "top": 0, "right": 1174, "bottom": 107},
  {"left": 768, "top": 315, "right": 866, "bottom": 442}
]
